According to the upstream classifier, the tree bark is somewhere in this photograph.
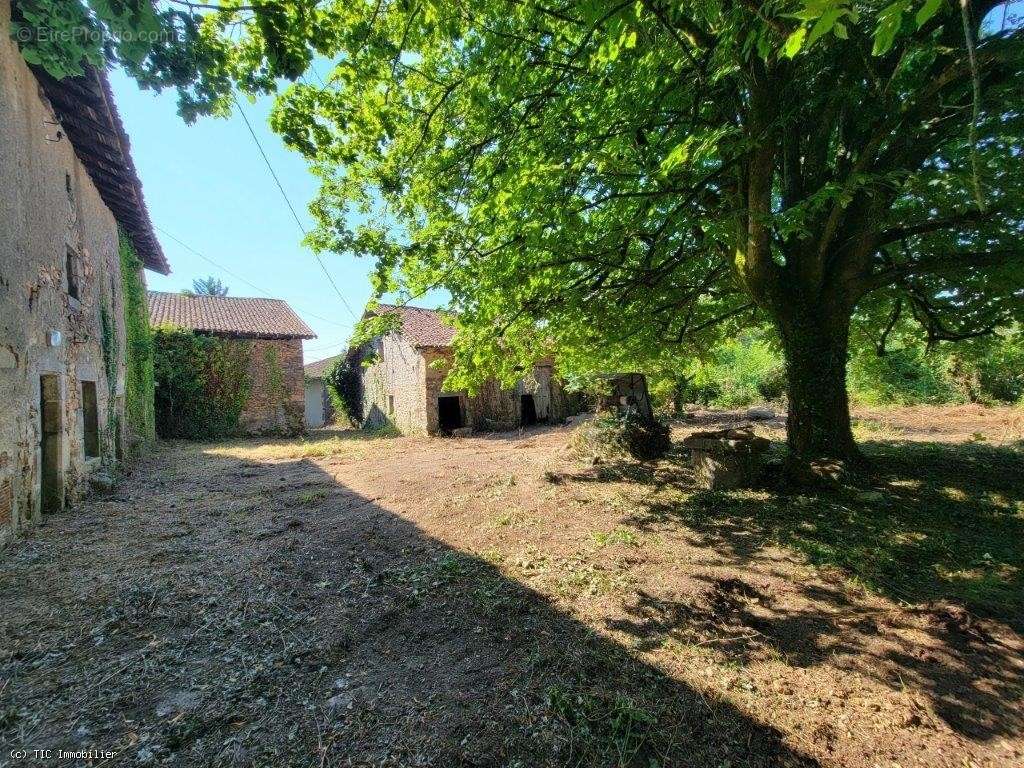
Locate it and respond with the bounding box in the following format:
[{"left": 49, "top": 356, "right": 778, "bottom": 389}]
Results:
[{"left": 775, "top": 307, "right": 862, "bottom": 466}]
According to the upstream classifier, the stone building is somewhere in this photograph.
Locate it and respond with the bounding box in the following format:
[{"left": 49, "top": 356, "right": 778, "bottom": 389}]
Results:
[
  {"left": 148, "top": 292, "right": 315, "bottom": 435},
  {"left": 303, "top": 354, "right": 339, "bottom": 428},
  {"left": 0, "top": 0, "right": 171, "bottom": 543},
  {"left": 353, "top": 304, "right": 582, "bottom": 435}
]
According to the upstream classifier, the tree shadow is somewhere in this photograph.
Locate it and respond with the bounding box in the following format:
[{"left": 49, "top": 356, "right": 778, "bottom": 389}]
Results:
[
  {"left": 593, "top": 439, "right": 1024, "bottom": 742},
  {"left": 0, "top": 446, "right": 817, "bottom": 767}
]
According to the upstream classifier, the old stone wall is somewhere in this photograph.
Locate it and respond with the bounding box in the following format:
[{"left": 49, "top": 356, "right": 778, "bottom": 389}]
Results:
[
  {"left": 238, "top": 338, "right": 306, "bottom": 436},
  {"left": 420, "top": 350, "right": 583, "bottom": 434},
  {"left": 359, "top": 334, "right": 429, "bottom": 434},
  {"left": 357, "top": 335, "right": 587, "bottom": 436},
  {"left": 0, "top": 0, "right": 127, "bottom": 543}
]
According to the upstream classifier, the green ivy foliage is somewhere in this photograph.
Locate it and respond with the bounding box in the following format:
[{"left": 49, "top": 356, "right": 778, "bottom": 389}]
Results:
[
  {"left": 322, "top": 355, "right": 362, "bottom": 427},
  {"left": 119, "top": 232, "right": 156, "bottom": 449},
  {"left": 152, "top": 327, "right": 252, "bottom": 439}
]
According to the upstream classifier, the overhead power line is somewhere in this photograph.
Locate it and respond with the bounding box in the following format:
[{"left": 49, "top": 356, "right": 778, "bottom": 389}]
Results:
[
  {"left": 153, "top": 223, "right": 352, "bottom": 332},
  {"left": 231, "top": 94, "right": 359, "bottom": 322}
]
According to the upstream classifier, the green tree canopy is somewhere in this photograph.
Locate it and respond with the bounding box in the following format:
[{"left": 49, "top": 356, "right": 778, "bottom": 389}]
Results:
[
  {"left": 185, "top": 276, "right": 229, "bottom": 296},
  {"left": 279, "top": 0, "right": 1024, "bottom": 465},
  {"left": 15, "top": 0, "right": 1024, "bottom": 466}
]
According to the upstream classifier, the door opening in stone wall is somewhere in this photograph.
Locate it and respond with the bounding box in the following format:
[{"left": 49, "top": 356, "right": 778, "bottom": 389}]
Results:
[
  {"left": 437, "top": 396, "right": 463, "bottom": 432},
  {"left": 81, "top": 380, "right": 100, "bottom": 458},
  {"left": 520, "top": 394, "right": 538, "bottom": 426},
  {"left": 40, "top": 374, "right": 62, "bottom": 515}
]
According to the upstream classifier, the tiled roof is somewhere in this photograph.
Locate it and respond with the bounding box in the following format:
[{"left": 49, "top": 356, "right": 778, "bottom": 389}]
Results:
[
  {"left": 304, "top": 354, "right": 341, "bottom": 378},
  {"left": 372, "top": 304, "right": 456, "bottom": 348},
  {"left": 148, "top": 291, "right": 316, "bottom": 339}
]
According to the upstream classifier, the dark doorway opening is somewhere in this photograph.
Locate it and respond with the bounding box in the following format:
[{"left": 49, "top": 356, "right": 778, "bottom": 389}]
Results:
[
  {"left": 437, "top": 396, "right": 463, "bottom": 432},
  {"left": 520, "top": 394, "right": 538, "bottom": 426},
  {"left": 82, "top": 381, "right": 100, "bottom": 458},
  {"left": 40, "top": 374, "right": 62, "bottom": 515}
]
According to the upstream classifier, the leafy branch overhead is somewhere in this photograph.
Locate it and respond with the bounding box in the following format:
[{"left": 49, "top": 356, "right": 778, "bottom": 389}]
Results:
[{"left": 16, "top": 0, "right": 1023, "bottom": 464}]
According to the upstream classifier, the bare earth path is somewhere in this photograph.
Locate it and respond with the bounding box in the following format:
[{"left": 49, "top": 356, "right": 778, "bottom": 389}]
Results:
[{"left": 1, "top": 408, "right": 1022, "bottom": 767}]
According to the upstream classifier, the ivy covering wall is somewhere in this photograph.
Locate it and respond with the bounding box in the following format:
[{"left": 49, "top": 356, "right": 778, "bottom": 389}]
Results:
[
  {"left": 153, "top": 328, "right": 252, "bottom": 439},
  {"left": 119, "top": 232, "right": 156, "bottom": 451}
]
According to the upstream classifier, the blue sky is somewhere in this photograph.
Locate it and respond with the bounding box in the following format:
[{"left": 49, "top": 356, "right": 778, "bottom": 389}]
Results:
[{"left": 109, "top": 70, "right": 374, "bottom": 365}]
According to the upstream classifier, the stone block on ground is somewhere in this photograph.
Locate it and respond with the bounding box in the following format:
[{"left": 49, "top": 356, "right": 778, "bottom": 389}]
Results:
[{"left": 683, "top": 427, "right": 770, "bottom": 490}]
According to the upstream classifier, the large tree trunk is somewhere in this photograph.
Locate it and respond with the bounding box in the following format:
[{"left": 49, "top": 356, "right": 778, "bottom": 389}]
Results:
[{"left": 775, "top": 307, "right": 862, "bottom": 467}]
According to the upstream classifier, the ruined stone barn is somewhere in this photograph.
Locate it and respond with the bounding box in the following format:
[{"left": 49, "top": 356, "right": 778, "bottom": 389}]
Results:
[
  {"left": 148, "top": 292, "right": 315, "bottom": 435},
  {"left": 0, "top": 0, "right": 171, "bottom": 542},
  {"left": 352, "top": 304, "right": 582, "bottom": 435}
]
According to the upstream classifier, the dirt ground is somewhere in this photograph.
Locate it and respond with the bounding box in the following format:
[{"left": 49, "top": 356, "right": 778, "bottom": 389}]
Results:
[{"left": 1, "top": 406, "right": 1022, "bottom": 767}]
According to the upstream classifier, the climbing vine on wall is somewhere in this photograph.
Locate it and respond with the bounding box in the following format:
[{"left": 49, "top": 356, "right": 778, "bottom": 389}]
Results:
[
  {"left": 120, "top": 233, "right": 156, "bottom": 449},
  {"left": 262, "top": 345, "right": 304, "bottom": 436},
  {"left": 99, "top": 301, "right": 120, "bottom": 460},
  {"left": 152, "top": 327, "right": 252, "bottom": 439}
]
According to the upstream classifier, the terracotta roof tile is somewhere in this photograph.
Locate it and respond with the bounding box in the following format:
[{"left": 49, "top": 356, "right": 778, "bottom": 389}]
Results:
[
  {"left": 372, "top": 304, "right": 456, "bottom": 347},
  {"left": 148, "top": 291, "right": 315, "bottom": 339}
]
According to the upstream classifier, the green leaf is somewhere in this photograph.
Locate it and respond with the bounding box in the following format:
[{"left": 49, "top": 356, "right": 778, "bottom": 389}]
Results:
[
  {"left": 872, "top": 0, "right": 909, "bottom": 56},
  {"left": 807, "top": 9, "right": 843, "bottom": 46},
  {"left": 783, "top": 27, "right": 808, "bottom": 58},
  {"left": 915, "top": 0, "right": 943, "bottom": 28}
]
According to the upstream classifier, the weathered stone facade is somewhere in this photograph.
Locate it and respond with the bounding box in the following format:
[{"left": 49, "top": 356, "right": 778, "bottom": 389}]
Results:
[
  {"left": 238, "top": 337, "right": 306, "bottom": 436},
  {"left": 0, "top": 4, "right": 131, "bottom": 542},
  {"left": 357, "top": 334, "right": 582, "bottom": 436}
]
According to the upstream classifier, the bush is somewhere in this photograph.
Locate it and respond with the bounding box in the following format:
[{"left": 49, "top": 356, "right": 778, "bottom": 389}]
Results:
[
  {"left": 847, "top": 346, "right": 962, "bottom": 406},
  {"left": 153, "top": 327, "right": 252, "bottom": 439},
  {"left": 323, "top": 355, "right": 362, "bottom": 426},
  {"left": 972, "top": 333, "right": 1024, "bottom": 403},
  {"left": 685, "top": 333, "right": 785, "bottom": 408},
  {"left": 570, "top": 410, "right": 671, "bottom": 462}
]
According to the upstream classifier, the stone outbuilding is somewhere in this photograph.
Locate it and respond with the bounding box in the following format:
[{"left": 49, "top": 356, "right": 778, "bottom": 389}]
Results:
[
  {"left": 302, "top": 354, "right": 339, "bottom": 428},
  {"left": 1, "top": 0, "right": 171, "bottom": 544},
  {"left": 148, "top": 292, "right": 315, "bottom": 435},
  {"left": 351, "top": 304, "right": 583, "bottom": 435}
]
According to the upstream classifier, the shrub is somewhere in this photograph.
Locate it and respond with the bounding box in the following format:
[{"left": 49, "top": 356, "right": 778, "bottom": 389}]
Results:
[
  {"left": 685, "top": 333, "right": 785, "bottom": 408},
  {"left": 323, "top": 355, "right": 362, "bottom": 426},
  {"left": 848, "top": 346, "right": 963, "bottom": 406},
  {"left": 570, "top": 410, "right": 670, "bottom": 462},
  {"left": 153, "top": 327, "right": 252, "bottom": 439},
  {"left": 972, "top": 333, "right": 1024, "bottom": 403}
]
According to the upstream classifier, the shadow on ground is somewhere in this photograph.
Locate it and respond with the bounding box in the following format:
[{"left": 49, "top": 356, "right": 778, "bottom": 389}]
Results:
[
  {"left": 569, "top": 439, "right": 1024, "bottom": 742},
  {"left": 0, "top": 440, "right": 816, "bottom": 767}
]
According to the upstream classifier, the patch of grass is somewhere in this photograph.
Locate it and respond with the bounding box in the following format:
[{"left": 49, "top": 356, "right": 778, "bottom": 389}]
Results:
[
  {"left": 557, "top": 557, "right": 633, "bottom": 598},
  {"left": 627, "top": 441, "right": 1024, "bottom": 627},
  {"left": 495, "top": 509, "right": 527, "bottom": 527},
  {"left": 367, "top": 423, "right": 401, "bottom": 438},
  {"left": 205, "top": 429, "right": 386, "bottom": 461},
  {"left": 592, "top": 529, "right": 639, "bottom": 548},
  {"left": 300, "top": 489, "right": 329, "bottom": 504},
  {"left": 546, "top": 685, "right": 658, "bottom": 767},
  {"left": 851, "top": 417, "right": 903, "bottom": 442}
]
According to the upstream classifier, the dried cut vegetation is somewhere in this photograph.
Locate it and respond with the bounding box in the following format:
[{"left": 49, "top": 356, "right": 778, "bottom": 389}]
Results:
[{"left": 1, "top": 407, "right": 1022, "bottom": 767}]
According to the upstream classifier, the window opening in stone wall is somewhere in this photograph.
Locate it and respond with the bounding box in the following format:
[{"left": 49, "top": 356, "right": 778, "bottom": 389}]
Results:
[
  {"left": 82, "top": 381, "right": 100, "bottom": 458},
  {"left": 66, "top": 247, "right": 80, "bottom": 300}
]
